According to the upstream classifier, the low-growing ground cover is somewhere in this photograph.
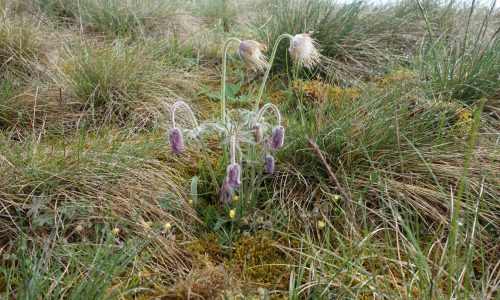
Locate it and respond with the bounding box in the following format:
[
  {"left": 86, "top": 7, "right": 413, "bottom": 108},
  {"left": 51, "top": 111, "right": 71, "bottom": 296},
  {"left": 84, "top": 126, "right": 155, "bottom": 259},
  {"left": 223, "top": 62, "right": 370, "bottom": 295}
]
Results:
[{"left": 0, "top": 0, "right": 498, "bottom": 299}]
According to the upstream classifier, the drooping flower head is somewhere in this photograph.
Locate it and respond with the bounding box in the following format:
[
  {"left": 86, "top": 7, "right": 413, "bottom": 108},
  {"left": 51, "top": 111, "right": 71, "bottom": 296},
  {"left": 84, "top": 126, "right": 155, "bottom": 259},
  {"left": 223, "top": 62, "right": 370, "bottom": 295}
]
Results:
[
  {"left": 252, "top": 124, "right": 261, "bottom": 143},
  {"left": 227, "top": 163, "right": 241, "bottom": 187},
  {"left": 271, "top": 126, "right": 285, "bottom": 149},
  {"left": 238, "top": 40, "right": 269, "bottom": 72},
  {"left": 226, "top": 134, "right": 241, "bottom": 187},
  {"left": 220, "top": 176, "right": 234, "bottom": 204},
  {"left": 265, "top": 155, "right": 275, "bottom": 174},
  {"left": 169, "top": 100, "right": 199, "bottom": 155},
  {"left": 289, "top": 32, "right": 321, "bottom": 69},
  {"left": 168, "top": 128, "right": 185, "bottom": 154}
]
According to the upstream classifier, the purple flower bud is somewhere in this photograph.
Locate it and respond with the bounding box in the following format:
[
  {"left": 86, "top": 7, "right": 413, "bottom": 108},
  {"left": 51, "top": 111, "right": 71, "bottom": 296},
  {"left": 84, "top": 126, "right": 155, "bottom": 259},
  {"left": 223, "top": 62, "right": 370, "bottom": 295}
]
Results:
[
  {"left": 220, "top": 176, "right": 233, "bottom": 204},
  {"left": 227, "top": 163, "right": 241, "bottom": 187},
  {"left": 271, "top": 126, "right": 285, "bottom": 149},
  {"left": 169, "top": 128, "right": 185, "bottom": 154},
  {"left": 265, "top": 155, "right": 275, "bottom": 174},
  {"left": 252, "top": 125, "right": 261, "bottom": 143}
]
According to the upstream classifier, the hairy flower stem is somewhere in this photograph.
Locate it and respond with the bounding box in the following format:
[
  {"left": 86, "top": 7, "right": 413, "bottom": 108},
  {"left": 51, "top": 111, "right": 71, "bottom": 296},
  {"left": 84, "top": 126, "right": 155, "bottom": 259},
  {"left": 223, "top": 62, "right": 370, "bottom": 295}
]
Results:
[
  {"left": 256, "top": 103, "right": 282, "bottom": 126},
  {"left": 254, "top": 33, "right": 293, "bottom": 111},
  {"left": 221, "top": 37, "right": 242, "bottom": 124},
  {"left": 170, "top": 101, "right": 199, "bottom": 130},
  {"left": 230, "top": 134, "right": 237, "bottom": 165}
]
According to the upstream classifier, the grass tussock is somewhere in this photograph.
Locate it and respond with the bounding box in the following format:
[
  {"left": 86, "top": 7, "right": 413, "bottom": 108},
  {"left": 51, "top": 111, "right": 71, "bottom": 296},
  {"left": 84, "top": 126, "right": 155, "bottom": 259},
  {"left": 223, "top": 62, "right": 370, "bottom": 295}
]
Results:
[{"left": 1, "top": 0, "right": 499, "bottom": 298}]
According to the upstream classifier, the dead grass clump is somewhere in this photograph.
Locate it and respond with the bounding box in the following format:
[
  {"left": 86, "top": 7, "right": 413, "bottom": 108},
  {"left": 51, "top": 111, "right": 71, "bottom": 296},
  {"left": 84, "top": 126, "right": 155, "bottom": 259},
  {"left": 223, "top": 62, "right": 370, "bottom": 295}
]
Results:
[
  {"left": 0, "top": 15, "right": 45, "bottom": 78},
  {"left": 56, "top": 40, "right": 200, "bottom": 127},
  {"left": 163, "top": 265, "right": 231, "bottom": 299},
  {"left": 0, "top": 129, "right": 201, "bottom": 277}
]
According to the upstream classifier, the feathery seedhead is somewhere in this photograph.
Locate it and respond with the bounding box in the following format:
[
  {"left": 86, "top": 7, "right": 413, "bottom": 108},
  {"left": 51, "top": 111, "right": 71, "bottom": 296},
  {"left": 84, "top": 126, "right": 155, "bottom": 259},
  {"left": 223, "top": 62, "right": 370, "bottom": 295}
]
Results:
[
  {"left": 227, "top": 163, "right": 241, "bottom": 187},
  {"left": 271, "top": 126, "right": 285, "bottom": 149},
  {"left": 168, "top": 128, "right": 185, "bottom": 154},
  {"left": 238, "top": 40, "right": 269, "bottom": 72},
  {"left": 289, "top": 32, "right": 321, "bottom": 69},
  {"left": 265, "top": 155, "right": 275, "bottom": 174},
  {"left": 220, "top": 176, "right": 234, "bottom": 204}
]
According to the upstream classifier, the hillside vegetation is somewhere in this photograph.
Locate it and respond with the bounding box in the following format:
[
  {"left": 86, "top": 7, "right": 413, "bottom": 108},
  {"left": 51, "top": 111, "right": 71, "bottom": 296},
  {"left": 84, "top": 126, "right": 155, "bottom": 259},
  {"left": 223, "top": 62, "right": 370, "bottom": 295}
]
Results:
[{"left": 0, "top": 0, "right": 499, "bottom": 299}]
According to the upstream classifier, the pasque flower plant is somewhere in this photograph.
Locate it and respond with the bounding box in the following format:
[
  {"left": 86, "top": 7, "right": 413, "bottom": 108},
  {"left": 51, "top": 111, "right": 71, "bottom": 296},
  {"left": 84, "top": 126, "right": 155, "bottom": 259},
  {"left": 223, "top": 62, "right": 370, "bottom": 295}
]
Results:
[{"left": 168, "top": 32, "right": 321, "bottom": 206}]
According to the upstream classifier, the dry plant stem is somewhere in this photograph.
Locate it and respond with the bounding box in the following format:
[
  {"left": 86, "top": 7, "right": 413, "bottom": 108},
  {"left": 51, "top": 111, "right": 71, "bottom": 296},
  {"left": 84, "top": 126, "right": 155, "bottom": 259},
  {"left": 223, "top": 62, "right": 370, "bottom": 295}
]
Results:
[
  {"left": 254, "top": 33, "right": 293, "bottom": 111},
  {"left": 221, "top": 37, "right": 241, "bottom": 124},
  {"left": 308, "top": 138, "right": 350, "bottom": 204}
]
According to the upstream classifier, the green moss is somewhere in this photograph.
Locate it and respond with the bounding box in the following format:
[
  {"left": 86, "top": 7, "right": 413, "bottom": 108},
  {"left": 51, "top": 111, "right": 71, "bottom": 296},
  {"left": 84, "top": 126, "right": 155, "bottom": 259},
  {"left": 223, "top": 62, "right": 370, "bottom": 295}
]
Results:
[
  {"left": 229, "top": 234, "right": 290, "bottom": 289},
  {"left": 185, "top": 232, "right": 225, "bottom": 263}
]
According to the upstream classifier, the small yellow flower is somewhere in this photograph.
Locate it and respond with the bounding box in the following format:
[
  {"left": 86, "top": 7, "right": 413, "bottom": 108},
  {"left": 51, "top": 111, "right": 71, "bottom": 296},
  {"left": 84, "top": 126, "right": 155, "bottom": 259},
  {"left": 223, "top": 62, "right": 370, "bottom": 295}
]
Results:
[
  {"left": 331, "top": 194, "right": 341, "bottom": 202},
  {"left": 229, "top": 209, "right": 236, "bottom": 219},
  {"left": 112, "top": 227, "right": 120, "bottom": 235},
  {"left": 317, "top": 220, "right": 326, "bottom": 229},
  {"left": 164, "top": 222, "right": 172, "bottom": 230},
  {"left": 232, "top": 195, "right": 239, "bottom": 202},
  {"left": 188, "top": 199, "right": 194, "bottom": 205}
]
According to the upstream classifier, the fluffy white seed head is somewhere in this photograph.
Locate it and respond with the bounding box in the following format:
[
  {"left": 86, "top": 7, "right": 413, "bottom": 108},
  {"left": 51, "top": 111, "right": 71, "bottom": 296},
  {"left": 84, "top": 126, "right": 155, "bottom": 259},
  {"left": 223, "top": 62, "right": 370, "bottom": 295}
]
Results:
[
  {"left": 238, "top": 40, "right": 269, "bottom": 72},
  {"left": 288, "top": 32, "right": 321, "bottom": 69}
]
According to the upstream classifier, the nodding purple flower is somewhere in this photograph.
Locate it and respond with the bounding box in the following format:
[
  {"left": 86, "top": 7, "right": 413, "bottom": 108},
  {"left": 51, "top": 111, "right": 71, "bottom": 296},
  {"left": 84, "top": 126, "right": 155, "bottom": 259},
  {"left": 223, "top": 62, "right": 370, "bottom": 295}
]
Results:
[
  {"left": 220, "top": 176, "right": 233, "bottom": 204},
  {"left": 265, "top": 155, "right": 275, "bottom": 174},
  {"left": 271, "top": 126, "right": 285, "bottom": 149},
  {"left": 169, "top": 128, "right": 185, "bottom": 154},
  {"left": 252, "top": 125, "right": 261, "bottom": 143},
  {"left": 227, "top": 163, "right": 241, "bottom": 187}
]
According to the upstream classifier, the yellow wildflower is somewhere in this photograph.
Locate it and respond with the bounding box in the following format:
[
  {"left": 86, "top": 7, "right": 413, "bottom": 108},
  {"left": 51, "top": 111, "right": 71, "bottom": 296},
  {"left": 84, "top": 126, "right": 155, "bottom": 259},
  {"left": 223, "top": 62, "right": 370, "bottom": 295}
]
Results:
[
  {"left": 233, "top": 195, "right": 239, "bottom": 202},
  {"left": 229, "top": 209, "right": 236, "bottom": 219},
  {"left": 331, "top": 194, "right": 341, "bottom": 202},
  {"left": 317, "top": 220, "right": 326, "bottom": 229},
  {"left": 164, "top": 222, "right": 172, "bottom": 230}
]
